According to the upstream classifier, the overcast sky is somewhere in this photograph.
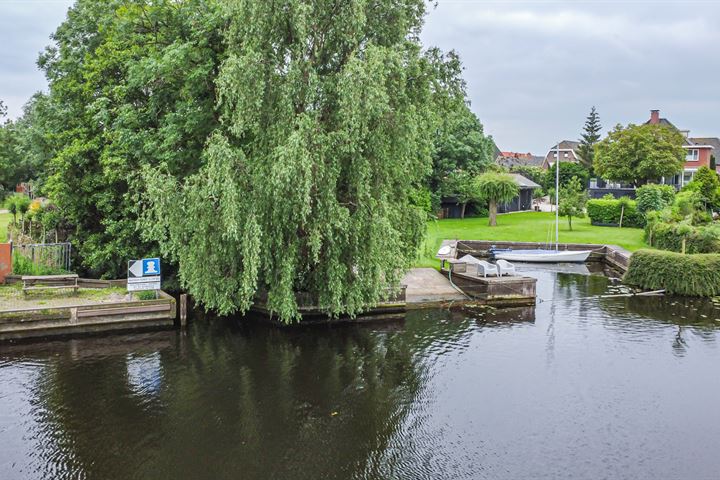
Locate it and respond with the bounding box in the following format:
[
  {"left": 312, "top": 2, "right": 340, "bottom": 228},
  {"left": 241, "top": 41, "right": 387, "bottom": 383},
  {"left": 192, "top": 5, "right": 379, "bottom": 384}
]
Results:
[{"left": 2, "top": 0, "right": 719, "bottom": 153}]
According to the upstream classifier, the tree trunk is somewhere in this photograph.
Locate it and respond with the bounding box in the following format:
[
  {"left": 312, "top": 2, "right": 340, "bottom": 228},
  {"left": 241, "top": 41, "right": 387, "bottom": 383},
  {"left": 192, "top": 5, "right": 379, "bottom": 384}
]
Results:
[
  {"left": 460, "top": 202, "right": 467, "bottom": 219},
  {"left": 489, "top": 200, "right": 497, "bottom": 226},
  {"left": 619, "top": 205, "right": 624, "bottom": 228},
  {"left": 568, "top": 215, "right": 573, "bottom": 231}
]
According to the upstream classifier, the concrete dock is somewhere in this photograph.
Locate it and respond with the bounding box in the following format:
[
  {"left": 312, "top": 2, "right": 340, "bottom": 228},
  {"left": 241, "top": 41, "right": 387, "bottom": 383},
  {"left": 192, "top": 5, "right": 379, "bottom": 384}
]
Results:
[{"left": 402, "top": 268, "right": 467, "bottom": 306}]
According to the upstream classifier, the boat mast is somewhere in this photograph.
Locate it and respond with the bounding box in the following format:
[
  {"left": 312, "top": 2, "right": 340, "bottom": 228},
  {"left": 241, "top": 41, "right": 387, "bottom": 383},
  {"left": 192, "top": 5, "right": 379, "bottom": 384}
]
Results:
[{"left": 555, "top": 141, "right": 560, "bottom": 251}]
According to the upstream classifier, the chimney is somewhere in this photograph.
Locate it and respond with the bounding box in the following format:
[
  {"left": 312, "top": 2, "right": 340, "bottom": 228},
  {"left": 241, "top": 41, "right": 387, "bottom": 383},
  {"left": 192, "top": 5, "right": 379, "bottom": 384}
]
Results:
[
  {"left": 650, "top": 109, "right": 660, "bottom": 124},
  {"left": 679, "top": 130, "right": 689, "bottom": 138}
]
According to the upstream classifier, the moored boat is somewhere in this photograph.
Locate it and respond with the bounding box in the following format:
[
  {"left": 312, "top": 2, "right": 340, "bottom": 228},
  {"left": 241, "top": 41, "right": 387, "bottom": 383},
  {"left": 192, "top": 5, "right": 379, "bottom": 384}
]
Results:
[{"left": 493, "top": 248, "right": 591, "bottom": 263}]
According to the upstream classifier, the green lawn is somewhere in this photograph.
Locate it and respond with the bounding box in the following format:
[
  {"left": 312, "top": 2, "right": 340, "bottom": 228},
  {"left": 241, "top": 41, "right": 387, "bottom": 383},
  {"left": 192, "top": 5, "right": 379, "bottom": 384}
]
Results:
[
  {"left": 416, "top": 211, "right": 647, "bottom": 268},
  {"left": 0, "top": 212, "right": 10, "bottom": 243}
]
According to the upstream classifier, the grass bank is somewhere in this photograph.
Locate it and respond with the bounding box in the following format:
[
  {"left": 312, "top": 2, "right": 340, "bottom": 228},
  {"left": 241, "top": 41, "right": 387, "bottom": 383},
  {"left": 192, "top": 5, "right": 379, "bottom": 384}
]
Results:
[{"left": 416, "top": 211, "right": 646, "bottom": 268}]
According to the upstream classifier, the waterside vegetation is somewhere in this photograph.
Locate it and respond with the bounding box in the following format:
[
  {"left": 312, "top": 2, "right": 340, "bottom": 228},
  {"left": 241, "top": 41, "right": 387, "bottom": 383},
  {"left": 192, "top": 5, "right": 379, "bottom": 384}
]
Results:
[{"left": 624, "top": 249, "right": 720, "bottom": 297}]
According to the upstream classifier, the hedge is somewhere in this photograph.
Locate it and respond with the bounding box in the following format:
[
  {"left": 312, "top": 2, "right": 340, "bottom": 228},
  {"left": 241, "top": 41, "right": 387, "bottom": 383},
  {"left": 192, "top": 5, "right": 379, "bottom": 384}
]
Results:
[
  {"left": 624, "top": 249, "right": 720, "bottom": 297},
  {"left": 586, "top": 199, "right": 645, "bottom": 228},
  {"left": 646, "top": 222, "right": 720, "bottom": 254}
]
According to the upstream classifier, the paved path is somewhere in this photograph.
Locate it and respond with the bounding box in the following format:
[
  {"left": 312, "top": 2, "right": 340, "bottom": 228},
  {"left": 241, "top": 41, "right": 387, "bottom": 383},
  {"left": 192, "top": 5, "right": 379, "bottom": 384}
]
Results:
[{"left": 402, "top": 268, "right": 466, "bottom": 304}]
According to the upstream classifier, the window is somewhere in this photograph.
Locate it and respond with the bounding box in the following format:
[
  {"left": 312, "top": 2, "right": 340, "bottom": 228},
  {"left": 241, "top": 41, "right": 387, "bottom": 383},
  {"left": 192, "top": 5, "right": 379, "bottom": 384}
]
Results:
[
  {"left": 683, "top": 170, "right": 695, "bottom": 186},
  {"left": 563, "top": 152, "right": 569, "bottom": 158},
  {"left": 686, "top": 149, "right": 699, "bottom": 161}
]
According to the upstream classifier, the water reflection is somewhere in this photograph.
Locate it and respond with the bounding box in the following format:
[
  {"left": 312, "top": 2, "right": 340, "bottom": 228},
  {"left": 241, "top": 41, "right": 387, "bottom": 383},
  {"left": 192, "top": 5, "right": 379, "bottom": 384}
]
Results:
[{"left": 1, "top": 270, "right": 720, "bottom": 479}]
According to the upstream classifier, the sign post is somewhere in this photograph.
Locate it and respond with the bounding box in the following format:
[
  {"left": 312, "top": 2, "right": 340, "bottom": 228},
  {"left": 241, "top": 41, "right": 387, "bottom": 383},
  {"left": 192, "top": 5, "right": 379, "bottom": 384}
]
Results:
[{"left": 127, "top": 258, "right": 161, "bottom": 292}]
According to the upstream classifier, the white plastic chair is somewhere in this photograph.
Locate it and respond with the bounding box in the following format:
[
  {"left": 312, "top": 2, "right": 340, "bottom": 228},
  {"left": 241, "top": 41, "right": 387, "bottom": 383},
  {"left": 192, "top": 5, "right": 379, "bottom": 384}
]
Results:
[
  {"left": 496, "top": 259, "right": 516, "bottom": 276},
  {"left": 477, "top": 260, "right": 499, "bottom": 278}
]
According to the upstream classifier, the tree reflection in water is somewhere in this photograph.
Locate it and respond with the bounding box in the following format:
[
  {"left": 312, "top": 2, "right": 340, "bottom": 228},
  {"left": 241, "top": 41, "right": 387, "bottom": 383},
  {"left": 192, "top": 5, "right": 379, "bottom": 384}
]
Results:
[
  {"left": 2, "top": 273, "right": 720, "bottom": 480},
  {"left": 13, "top": 310, "right": 477, "bottom": 480}
]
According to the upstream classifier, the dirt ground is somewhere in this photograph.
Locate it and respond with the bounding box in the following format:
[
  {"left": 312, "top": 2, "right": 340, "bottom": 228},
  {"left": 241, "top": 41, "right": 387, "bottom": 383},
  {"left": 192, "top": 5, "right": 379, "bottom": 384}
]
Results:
[{"left": 0, "top": 283, "right": 145, "bottom": 311}]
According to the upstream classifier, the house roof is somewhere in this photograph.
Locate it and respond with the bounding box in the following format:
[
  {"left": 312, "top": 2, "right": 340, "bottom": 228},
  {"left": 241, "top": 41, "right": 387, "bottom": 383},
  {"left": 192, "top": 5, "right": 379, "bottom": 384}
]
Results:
[
  {"left": 549, "top": 140, "right": 581, "bottom": 151},
  {"left": 511, "top": 173, "right": 541, "bottom": 189},
  {"left": 644, "top": 118, "right": 676, "bottom": 129},
  {"left": 495, "top": 153, "right": 545, "bottom": 169},
  {"left": 688, "top": 137, "right": 720, "bottom": 150}
]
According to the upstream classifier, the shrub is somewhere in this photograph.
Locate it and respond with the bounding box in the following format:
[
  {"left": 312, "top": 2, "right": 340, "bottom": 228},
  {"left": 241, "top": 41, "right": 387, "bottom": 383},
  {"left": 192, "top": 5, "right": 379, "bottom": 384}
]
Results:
[
  {"left": 624, "top": 249, "right": 720, "bottom": 297},
  {"left": 12, "top": 251, "right": 68, "bottom": 276},
  {"left": 586, "top": 198, "right": 645, "bottom": 227},
  {"left": 645, "top": 221, "right": 720, "bottom": 253},
  {"left": 635, "top": 183, "right": 675, "bottom": 214},
  {"left": 674, "top": 190, "right": 702, "bottom": 217},
  {"left": 682, "top": 165, "right": 720, "bottom": 210}
]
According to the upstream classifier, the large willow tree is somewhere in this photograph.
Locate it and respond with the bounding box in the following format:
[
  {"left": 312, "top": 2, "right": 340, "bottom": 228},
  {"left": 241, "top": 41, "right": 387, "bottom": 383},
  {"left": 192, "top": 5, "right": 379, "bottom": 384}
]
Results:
[{"left": 141, "top": 0, "right": 465, "bottom": 321}]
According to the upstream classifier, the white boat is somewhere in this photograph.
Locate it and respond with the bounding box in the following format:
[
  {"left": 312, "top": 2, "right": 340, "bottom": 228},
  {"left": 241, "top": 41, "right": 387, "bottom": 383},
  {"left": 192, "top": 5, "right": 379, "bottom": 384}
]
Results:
[
  {"left": 493, "top": 249, "right": 591, "bottom": 263},
  {"left": 492, "top": 143, "right": 592, "bottom": 264}
]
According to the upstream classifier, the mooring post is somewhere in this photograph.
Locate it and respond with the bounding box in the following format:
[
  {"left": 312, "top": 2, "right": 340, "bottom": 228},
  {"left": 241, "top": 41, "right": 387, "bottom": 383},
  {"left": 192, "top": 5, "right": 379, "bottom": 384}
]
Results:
[{"left": 180, "top": 294, "right": 188, "bottom": 327}]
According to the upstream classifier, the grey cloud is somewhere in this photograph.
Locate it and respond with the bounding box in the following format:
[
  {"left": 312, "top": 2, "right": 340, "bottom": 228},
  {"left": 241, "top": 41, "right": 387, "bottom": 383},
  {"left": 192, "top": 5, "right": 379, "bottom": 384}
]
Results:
[
  {"left": 0, "top": 0, "right": 73, "bottom": 118},
  {"left": 1, "top": 0, "right": 718, "bottom": 155},
  {"left": 421, "top": 1, "right": 720, "bottom": 153}
]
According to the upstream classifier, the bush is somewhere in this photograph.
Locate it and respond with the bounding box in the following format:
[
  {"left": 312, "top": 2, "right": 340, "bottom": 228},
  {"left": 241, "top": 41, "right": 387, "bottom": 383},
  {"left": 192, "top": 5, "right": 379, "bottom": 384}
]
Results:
[
  {"left": 635, "top": 183, "right": 675, "bottom": 214},
  {"left": 624, "top": 249, "right": 720, "bottom": 297},
  {"left": 646, "top": 221, "right": 720, "bottom": 253},
  {"left": 674, "top": 190, "right": 702, "bottom": 217},
  {"left": 12, "top": 251, "right": 69, "bottom": 276},
  {"left": 586, "top": 198, "right": 645, "bottom": 227},
  {"left": 682, "top": 165, "right": 720, "bottom": 210}
]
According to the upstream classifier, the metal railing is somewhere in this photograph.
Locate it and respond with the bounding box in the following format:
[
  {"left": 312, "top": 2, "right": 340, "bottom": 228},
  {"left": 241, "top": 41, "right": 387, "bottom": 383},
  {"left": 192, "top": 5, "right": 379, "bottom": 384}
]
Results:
[{"left": 12, "top": 242, "right": 72, "bottom": 272}]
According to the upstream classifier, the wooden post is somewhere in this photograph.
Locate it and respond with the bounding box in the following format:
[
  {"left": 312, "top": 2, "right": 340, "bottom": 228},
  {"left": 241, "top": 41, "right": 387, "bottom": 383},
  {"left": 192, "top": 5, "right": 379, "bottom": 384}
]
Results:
[
  {"left": 180, "top": 294, "right": 188, "bottom": 327},
  {"left": 681, "top": 238, "right": 686, "bottom": 255}
]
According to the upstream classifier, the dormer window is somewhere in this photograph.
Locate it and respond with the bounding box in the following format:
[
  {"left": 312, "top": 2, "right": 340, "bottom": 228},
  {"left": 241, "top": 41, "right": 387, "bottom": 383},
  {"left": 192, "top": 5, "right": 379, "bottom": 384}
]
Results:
[{"left": 686, "top": 149, "right": 699, "bottom": 161}]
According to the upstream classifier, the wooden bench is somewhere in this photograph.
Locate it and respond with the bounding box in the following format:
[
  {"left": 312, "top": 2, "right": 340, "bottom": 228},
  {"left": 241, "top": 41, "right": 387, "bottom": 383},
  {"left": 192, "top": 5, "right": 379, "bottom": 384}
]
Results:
[{"left": 22, "top": 274, "right": 79, "bottom": 295}]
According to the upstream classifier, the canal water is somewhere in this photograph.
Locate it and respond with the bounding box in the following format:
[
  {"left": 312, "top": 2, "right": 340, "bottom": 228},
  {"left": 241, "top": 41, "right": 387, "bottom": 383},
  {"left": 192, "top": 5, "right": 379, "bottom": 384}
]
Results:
[{"left": 1, "top": 268, "right": 720, "bottom": 480}]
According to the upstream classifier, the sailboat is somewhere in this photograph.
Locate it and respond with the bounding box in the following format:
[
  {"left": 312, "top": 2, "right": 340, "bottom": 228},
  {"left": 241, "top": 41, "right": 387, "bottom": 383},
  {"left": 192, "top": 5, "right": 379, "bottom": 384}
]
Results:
[{"left": 493, "top": 142, "right": 592, "bottom": 263}]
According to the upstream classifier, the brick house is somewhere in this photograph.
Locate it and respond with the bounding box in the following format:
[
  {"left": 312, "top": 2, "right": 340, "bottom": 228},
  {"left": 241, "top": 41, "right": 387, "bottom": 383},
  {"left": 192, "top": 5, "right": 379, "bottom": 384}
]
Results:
[
  {"left": 645, "top": 109, "right": 718, "bottom": 186},
  {"left": 589, "top": 110, "right": 720, "bottom": 198}
]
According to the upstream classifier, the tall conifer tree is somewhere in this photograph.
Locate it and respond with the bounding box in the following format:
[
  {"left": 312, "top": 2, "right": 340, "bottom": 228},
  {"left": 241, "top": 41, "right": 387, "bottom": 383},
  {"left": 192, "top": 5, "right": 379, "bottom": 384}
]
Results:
[{"left": 578, "top": 106, "right": 602, "bottom": 168}]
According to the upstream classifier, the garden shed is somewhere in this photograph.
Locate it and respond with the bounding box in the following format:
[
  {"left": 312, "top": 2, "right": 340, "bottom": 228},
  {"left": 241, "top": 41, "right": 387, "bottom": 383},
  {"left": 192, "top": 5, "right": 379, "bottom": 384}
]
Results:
[{"left": 439, "top": 174, "right": 540, "bottom": 218}]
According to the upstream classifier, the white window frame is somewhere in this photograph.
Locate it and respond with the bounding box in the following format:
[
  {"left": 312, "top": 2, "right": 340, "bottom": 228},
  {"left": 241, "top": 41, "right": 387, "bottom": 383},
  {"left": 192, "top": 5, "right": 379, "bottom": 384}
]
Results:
[
  {"left": 686, "top": 149, "right": 699, "bottom": 162},
  {"left": 682, "top": 169, "right": 697, "bottom": 186}
]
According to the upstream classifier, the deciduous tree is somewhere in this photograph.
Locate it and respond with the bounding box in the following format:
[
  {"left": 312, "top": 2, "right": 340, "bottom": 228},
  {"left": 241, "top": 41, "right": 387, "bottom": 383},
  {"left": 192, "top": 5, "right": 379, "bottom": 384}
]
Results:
[
  {"left": 594, "top": 124, "right": 685, "bottom": 185},
  {"left": 141, "top": 0, "right": 466, "bottom": 321},
  {"left": 430, "top": 104, "right": 494, "bottom": 192},
  {"left": 39, "top": 0, "right": 225, "bottom": 277},
  {"left": 475, "top": 172, "right": 519, "bottom": 226},
  {"left": 558, "top": 176, "right": 588, "bottom": 231}
]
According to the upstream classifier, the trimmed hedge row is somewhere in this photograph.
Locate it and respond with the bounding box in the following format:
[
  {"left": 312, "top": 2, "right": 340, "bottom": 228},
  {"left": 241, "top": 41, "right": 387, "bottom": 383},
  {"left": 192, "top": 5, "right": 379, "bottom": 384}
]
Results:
[
  {"left": 586, "top": 199, "right": 645, "bottom": 228},
  {"left": 646, "top": 222, "right": 720, "bottom": 254},
  {"left": 624, "top": 249, "right": 720, "bottom": 297}
]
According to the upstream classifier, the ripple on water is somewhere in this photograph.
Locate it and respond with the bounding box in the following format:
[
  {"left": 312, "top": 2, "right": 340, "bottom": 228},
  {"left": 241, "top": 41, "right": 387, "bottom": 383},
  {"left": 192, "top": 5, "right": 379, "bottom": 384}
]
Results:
[{"left": 1, "top": 272, "right": 720, "bottom": 479}]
